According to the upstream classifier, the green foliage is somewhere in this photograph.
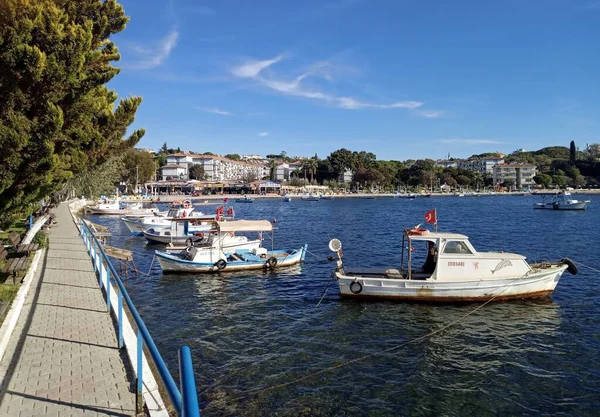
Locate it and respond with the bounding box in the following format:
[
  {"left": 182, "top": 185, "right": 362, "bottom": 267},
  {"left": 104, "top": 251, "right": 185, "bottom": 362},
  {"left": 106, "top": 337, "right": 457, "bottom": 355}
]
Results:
[
  {"left": 55, "top": 155, "right": 125, "bottom": 200},
  {"left": 225, "top": 154, "right": 241, "bottom": 160},
  {"left": 188, "top": 164, "right": 205, "bottom": 180},
  {"left": 32, "top": 230, "right": 48, "bottom": 248},
  {"left": 121, "top": 149, "right": 156, "bottom": 191},
  {"left": 533, "top": 174, "right": 552, "bottom": 187},
  {"left": 0, "top": 0, "right": 143, "bottom": 227},
  {"left": 570, "top": 141, "right": 576, "bottom": 164}
]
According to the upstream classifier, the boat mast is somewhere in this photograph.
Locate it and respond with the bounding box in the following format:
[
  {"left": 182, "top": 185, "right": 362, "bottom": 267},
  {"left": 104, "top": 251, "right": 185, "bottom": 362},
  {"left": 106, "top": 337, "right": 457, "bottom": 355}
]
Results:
[{"left": 400, "top": 233, "right": 405, "bottom": 272}]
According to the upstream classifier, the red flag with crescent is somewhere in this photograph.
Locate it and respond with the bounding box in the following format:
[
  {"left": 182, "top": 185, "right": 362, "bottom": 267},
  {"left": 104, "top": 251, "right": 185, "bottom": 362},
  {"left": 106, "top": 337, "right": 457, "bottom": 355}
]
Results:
[{"left": 425, "top": 208, "right": 437, "bottom": 224}]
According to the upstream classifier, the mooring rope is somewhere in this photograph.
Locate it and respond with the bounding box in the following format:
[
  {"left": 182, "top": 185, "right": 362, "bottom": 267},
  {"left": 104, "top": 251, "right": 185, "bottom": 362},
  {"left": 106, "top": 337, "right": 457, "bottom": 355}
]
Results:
[
  {"left": 570, "top": 259, "right": 600, "bottom": 274},
  {"left": 224, "top": 280, "right": 519, "bottom": 404},
  {"left": 128, "top": 255, "right": 157, "bottom": 294}
]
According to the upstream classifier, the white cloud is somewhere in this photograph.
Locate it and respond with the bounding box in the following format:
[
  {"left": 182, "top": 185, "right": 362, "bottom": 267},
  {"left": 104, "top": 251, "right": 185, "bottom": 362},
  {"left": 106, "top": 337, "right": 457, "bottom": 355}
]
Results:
[
  {"left": 440, "top": 139, "right": 505, "bottom": 145},
  {"left": 258, "top": 132, "right": 269, "bottom": 137},
  {"left": 414, "top": 110, "right": 445, "bottom": 118},
  {"left": 231, "top": 55, "right": 285, "bottom": 78},
  {"left": 196, "top": 107, "right": 232, "bottom": 116},
  {"left": 231, "top": 54, "right": 431, "bottom": 112},
  {"left": 125, "top": 29, "right": 179, "bottom": 70},
  {"left": 337, "top": 97, "right": 423, "bottom": 110}
]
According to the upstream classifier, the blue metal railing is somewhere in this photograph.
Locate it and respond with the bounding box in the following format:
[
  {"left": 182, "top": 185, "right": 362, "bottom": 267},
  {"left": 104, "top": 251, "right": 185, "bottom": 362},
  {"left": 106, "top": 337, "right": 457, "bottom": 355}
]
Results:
[{"left": 79, "top": 219, "right": 200, "bottom": 417}]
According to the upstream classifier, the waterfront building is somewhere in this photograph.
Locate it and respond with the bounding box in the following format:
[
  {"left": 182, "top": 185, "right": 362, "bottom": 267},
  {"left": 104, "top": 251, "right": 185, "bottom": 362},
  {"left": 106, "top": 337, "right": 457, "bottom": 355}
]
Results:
[
  {"left": 339, "top": 169, "right": 353, "bottom": 183},
  {"left": 436, "top": 155, "right": 504, "bottom": 175},
  {"left": 492, "top": 163, "right": 537, "bottom": 189},
  {"left": 161, "top": 152, "right": 266, "bottom": 182},
  {"left": 275, "top": 161, "right": 304, "bottom": 182}
]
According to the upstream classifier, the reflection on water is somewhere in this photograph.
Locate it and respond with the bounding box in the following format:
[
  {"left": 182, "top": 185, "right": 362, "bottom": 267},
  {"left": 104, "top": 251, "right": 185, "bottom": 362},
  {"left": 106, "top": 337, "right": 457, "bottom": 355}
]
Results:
[{"left": 86, "top": 195, "right": 600, "bottom": 416}]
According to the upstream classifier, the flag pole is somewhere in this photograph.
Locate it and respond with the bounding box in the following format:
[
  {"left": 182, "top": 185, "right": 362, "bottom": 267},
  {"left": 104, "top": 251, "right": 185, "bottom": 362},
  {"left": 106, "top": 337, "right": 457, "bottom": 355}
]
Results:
[{"left": 434, "top": 208, "right": 438, "bottom": 232}]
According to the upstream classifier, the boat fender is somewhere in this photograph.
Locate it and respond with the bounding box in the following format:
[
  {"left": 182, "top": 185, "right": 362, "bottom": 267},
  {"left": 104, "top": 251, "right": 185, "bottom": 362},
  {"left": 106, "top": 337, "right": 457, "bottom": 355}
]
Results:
[
  {"left": 215, "top": 259, "right": 227, "bottom": 270},
  {"left": 349, "top": 280, "right": 363, "bottom": 294},
  {"left": 185, "top": 237, "right": 194, "bottom": 247},
  {"left": 561, "top": 258, "right": 578, "bottom": 275},
  {"left": 266, "top": 256, "right": 278, "bottom": 269}
]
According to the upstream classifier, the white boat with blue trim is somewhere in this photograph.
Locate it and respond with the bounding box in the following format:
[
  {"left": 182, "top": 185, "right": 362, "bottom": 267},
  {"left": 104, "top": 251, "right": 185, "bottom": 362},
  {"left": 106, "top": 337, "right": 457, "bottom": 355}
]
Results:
[
  {"left": 155, "top": 220, "right": 308, "bottom": 273},
  {"left": 329, "top": 222, "right": 577, "bottom": 302}
]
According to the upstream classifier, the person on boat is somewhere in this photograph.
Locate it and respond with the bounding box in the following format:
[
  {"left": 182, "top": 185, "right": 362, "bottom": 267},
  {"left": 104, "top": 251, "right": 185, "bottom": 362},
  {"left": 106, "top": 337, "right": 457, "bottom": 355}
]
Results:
[{"left": 423, "top": 241, "right": 438, "bottom": 274}]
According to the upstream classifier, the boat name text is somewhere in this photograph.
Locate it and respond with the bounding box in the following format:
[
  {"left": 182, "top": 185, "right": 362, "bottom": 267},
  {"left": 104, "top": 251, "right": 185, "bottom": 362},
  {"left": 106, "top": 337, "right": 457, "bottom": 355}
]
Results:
[{"left": 448, "top": 261, "right": 465, "bottom": 267}]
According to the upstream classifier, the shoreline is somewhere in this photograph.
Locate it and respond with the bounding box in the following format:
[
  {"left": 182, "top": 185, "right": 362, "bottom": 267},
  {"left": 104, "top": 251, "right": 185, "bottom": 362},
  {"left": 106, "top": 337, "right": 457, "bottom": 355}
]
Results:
[{"left": 120, "top": 189, "right": 600, "bottom": 203}]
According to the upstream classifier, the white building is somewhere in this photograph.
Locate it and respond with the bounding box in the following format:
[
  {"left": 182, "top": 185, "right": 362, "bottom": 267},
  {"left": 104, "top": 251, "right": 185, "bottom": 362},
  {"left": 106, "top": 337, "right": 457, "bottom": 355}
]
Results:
[
  {"left": 492, "top": 163, "right": 537, "bottom": 189},
  {"left": 161, "top": 152, "right": 266, "bottom": 182},
  {"left": 435, "top": 160, "right": 459, "bottom": 169},
  {"left": 275, "top": 161, "right": 304, "bottom": 182},
  {"left": 436, "top": 155, "right": 504, "bottom": 175},
  {"left": 339, "top": 169, "right": 353, "bottom": 183}
]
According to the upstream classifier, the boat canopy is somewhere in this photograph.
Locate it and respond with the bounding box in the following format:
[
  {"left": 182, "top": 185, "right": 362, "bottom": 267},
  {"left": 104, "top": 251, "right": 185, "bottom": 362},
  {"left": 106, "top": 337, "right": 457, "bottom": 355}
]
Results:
[{"left": 217, "top": 220, "right": 273, "bottom": 232}]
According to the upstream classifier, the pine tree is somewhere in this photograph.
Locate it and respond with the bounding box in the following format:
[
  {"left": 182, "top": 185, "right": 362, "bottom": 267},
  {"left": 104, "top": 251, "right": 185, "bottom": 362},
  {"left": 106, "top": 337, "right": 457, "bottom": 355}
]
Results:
[
  {"left": 0, "top": 0, "right": 144, "bottom": 226},
  {"left": 569, "top": 140, "right": 576, "bottom": 164}
]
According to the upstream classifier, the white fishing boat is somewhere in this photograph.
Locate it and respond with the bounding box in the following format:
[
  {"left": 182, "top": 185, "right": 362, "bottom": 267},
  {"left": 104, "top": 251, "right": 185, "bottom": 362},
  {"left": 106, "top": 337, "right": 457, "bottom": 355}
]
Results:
[
  {"left": 121, "top": 207, "right": 205, "bottom": 235},
  {"left": 329, "top": 212, "right": 577, "bottom": 302},
  {"left": 155, "top": 220, "right": 308, "bottom": 273},
  {"left": 86, "top": 199, "right": 159, "bottom": 215},
  {"left": 142, "top": 217, "right": 216, "bottom": 244},
  {"left": 534, "top": 192, "right": 591, "bottom": 210},
  {"left": 302, "top": 194, "right": 320, "bottom": 201}
]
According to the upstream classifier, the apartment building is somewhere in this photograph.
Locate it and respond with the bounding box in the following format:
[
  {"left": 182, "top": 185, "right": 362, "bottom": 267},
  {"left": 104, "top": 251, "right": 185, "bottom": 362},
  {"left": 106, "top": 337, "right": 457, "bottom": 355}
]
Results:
[
  {"left": 436, "top": 155, "right": 504, "bottom": 175},
  {"left": 492, "top": 163, "right": 537, "bottom": 189},
  {"left": 161, "top": 152, "right": 266, "bottom": 182}
]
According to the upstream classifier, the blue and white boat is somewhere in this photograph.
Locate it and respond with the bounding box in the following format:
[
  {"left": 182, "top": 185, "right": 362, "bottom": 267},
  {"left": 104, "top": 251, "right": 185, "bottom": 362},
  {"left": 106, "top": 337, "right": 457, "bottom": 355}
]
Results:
[
  {"left": 283, "top": 195, "right": 292, "bottom": 202},
  {"left": 155, "top": 220, "right": 308, "bottom": 273},
  {"left": 236, "top": 196, "right": 254, "bottom": 203}
]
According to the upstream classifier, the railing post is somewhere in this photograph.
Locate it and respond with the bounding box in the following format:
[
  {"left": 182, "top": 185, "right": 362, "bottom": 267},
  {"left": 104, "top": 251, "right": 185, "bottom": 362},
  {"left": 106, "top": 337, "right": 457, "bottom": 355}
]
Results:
[
  {"left": 118, "top": 290, "right": 123, "bottom": 349},
  {"left": 106, "top": 266, "right": 111, "bottom": 312},
  {"left": 179, "top": 346, "right": 200, "bottom": 417},
  {"left": 136, "top": 329, "right": 144, "bottom": 415}
]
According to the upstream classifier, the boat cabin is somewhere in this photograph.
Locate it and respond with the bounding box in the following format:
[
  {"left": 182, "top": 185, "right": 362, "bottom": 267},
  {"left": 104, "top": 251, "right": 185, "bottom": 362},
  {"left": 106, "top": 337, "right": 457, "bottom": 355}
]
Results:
[{"left": 397, "top": 228, "right": 528, "bottom": 281}]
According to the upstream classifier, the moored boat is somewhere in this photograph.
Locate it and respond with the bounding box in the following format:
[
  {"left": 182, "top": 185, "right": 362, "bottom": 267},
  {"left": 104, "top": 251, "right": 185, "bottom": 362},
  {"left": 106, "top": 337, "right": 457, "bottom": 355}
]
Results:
[
  {"left": 534, "top": 192, "right": 591, "bottom": 210},
  {"left": 328, "top": 210, "right": 577, "bottom": 302},
  {"left": 121, "top": 207, "right": 207, "bottom": 235},
  {"left": 155, "top": 220, "right": 307, "bottom": 273},
  {"left": 235, "top": 196, "right": 254, "bottom": 203}
]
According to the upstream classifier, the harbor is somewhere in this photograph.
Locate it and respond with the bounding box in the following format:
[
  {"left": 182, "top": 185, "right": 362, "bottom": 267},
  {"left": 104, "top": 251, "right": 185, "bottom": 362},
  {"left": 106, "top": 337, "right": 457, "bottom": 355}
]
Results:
[{"left": 80, "top": 193, "right": 599, "bottom": 416}]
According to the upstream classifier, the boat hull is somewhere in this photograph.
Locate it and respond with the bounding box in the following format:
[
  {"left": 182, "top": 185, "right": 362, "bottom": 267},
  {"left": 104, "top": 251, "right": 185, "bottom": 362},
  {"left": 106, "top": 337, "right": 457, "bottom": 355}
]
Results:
[
  {"left": 156, "top": 245, "right": 307, "bottom": 273},
  {"left": 334, "top": 265, "right": 568, "bottom": 302}
]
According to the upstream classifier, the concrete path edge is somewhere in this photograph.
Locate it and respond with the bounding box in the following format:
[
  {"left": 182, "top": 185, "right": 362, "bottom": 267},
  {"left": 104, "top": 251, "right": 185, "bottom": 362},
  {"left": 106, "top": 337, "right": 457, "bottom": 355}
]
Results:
[{"left": 0, "top": 249, "right": 45, "bottom": 366}]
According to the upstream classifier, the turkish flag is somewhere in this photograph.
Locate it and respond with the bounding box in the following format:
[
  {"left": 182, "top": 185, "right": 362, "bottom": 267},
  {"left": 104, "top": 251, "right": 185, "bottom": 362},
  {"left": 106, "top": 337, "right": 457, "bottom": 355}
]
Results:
[{"left": 425, "top": 208, "right": 437, "bottom": 224}]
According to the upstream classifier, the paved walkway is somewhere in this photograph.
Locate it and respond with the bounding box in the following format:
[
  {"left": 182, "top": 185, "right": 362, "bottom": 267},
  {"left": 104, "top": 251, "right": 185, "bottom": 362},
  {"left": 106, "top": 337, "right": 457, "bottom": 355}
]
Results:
[{"left": 0, "top": 203, "right": 136, "bottom": 416}]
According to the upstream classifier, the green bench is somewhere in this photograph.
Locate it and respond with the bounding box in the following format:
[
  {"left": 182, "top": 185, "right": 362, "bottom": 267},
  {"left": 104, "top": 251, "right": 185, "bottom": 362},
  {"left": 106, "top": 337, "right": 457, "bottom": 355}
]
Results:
[
  {"left": 8, "top": 231, "right": 39, "bottom": 256},
  {"left": 0, "top": 246, "right": 29, "bottom": 283}
]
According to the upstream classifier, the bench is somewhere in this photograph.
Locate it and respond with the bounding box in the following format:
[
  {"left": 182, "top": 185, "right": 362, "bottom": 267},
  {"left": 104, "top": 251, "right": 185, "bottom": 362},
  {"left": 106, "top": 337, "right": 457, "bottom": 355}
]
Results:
[
  {"left": 0, "top": 246, "right": 29, "bottom": 282},
  {"left": 8, "top": 231, "right": 39, "bottom": 256}
]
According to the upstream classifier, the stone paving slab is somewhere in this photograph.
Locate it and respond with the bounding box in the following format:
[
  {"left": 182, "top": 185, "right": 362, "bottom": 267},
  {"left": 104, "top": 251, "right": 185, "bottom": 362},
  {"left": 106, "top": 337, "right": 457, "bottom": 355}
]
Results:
[{"left": 0, "top": 203, "right": 136, "bottom": 416}]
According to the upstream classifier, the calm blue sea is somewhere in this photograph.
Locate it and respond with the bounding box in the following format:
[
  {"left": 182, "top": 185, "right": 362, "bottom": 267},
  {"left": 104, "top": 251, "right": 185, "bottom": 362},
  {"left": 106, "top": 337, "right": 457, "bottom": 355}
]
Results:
[{"left": 87, "top": 195, "right": 600, "bottom": 416}]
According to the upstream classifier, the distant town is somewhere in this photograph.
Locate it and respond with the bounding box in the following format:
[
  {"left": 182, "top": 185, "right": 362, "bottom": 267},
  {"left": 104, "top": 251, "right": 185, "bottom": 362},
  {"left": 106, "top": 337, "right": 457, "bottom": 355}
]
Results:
[{"left": 131, "top": 142, "right": 600, "bottom": 195}]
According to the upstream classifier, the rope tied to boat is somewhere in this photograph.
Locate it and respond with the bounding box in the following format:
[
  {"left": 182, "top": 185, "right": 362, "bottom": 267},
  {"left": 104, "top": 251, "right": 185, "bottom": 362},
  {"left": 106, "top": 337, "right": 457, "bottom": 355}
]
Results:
[{"left": 570, "top": 259, "right": 600, "bottom": 274}]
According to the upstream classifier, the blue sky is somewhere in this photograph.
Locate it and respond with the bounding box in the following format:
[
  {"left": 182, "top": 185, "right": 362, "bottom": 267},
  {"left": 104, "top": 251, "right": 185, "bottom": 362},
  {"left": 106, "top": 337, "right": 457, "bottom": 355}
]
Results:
[{"left": 109, "top": 0, "right": 600, "bottom": 160}]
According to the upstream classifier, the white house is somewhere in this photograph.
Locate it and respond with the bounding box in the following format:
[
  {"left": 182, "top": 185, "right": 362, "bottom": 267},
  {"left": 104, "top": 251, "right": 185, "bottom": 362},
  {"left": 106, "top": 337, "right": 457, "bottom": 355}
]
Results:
[
  {"left": 275, "top": 161, "right": 304, "bottom": 182},
  {"left": 339, "top": 169, "right": 353, "bottom": 183}
]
